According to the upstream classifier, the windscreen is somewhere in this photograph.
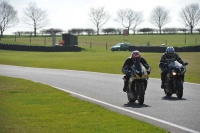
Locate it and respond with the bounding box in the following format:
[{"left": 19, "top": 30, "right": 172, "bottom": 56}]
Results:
[{"left": 168, "top": 61, "right": 183, "bottom": 69}]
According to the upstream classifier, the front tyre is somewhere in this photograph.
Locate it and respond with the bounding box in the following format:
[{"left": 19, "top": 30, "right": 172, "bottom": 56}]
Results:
[
  {"left": 137, "top": 84, "right": 144, "bottom": 105},
  {"left": 176, "top": 80, "right": 183, "bottom": 99}
]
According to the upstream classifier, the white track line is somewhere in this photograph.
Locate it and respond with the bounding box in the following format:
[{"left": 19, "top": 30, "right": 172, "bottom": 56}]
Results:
[{"left": 53, "top": 86, "right": 200, "bottom": 133}]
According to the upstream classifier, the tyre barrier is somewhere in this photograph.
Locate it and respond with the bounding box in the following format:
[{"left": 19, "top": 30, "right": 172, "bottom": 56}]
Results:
[
  {"left": 0, "top": 43, "right": 81, "bottom": 52},
  {"left": 129, "top": 45, "right": 200, "bottom": 52}
]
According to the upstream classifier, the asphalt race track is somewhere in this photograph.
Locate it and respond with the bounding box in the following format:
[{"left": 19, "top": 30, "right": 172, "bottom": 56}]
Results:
[{"left": 0, "top": 65, "right": 200, "bottom": 133}]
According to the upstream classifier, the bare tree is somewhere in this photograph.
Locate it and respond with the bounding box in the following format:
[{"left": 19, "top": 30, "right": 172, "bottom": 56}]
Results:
[
  {"left": 84, "top": 28, "right": 95, "bottom": 35},
  {"left": 115, "top": 9, "right": 144, "bottom": 34},
  {"left": 149, "top": 6, "right": 171, "bottom": 34},
  {"left": 88, "top": 6, "right": 111, "bottom": 35},
  {"left": 102, "top": 28, "right": 117, "bottom": 35},
  {"left": 179, "top": 3, "right": 200, "bottom": 34},
  {"left": 40, "top": 28, "right": 63, "bottom": 35},
  {"left": 0, "top": 0, "right": 18, "bottom": 37},
  {"left": 23, "top": 2, "right": 49, "bottom": 37},
  {"left": 132, "top": 12, "right": 144, "bottom": 34}
]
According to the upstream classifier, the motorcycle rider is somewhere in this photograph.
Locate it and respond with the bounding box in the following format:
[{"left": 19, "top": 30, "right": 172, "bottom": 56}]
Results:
[
  {"left": 122, "top": 50, "right": 151, "bottom": 92},
  {"left": 159, "top": 46, "right": 185, "bottom": 89}
]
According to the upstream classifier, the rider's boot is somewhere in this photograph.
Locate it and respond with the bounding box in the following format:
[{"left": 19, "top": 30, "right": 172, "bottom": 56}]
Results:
[
  {"left": 161, "top": 72, "right": 166, "bottom": 89},
  {"left": 161, "top": 79, "right": 165, "bottom": 89},
  {"left": 123, "top": 78, "right": 128, "bottom": 92}
]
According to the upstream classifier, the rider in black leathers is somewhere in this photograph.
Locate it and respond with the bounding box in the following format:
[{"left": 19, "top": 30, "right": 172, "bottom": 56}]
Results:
[
  {"left": 122, "top": 50, "right": 151, "bottom": 92},
  {"left": 159, "top": 47, "right": 185, "bottom": 89}
]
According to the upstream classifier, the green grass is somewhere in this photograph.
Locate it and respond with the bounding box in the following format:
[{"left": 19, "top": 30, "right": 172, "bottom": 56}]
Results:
[
  {"left": 0, "top": 76, "right": 169, "bottom": 133},
  {"left": 78, "top": 34, "right": 200, "bottom": 47},
  {"left": 0, "top": 50, "right": 200, "bottom": 84},
  {"left": 1, "top": 34, "right": 200, "bottom": 47},
  {"left": 0, "top": 34, "right": 199, "bottom": 132}
]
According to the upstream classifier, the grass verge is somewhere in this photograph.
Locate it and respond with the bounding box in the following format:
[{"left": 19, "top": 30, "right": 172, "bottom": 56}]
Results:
[{"left": 0, "top": 76, "right": 169, "bottom": 133}]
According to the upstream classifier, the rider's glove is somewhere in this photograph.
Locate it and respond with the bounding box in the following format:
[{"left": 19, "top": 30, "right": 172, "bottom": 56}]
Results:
[
  {"left": 123, "top": 70, "right": 129, "bottom": 74},
  {"left": 147, "top": 71, "right": 150, "bottom": 75},
  {"left": 126, "top": 70, "right": 131, "bottom": 74},
  {"left": 161, "top": 68, "right": 168, "bottom": 73}
]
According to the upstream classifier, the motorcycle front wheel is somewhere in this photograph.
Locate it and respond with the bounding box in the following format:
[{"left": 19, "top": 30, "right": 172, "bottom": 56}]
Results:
[
  {"left": 176, "top": 80, "right": 183, "bottom": 99},
  {"left": 137, "top": 84, "right": 144, "bottom": 105}
]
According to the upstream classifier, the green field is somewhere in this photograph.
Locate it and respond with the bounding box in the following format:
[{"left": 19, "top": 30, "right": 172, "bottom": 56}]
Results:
[
  {"left": 0, "top": 76, "right": 168, "bottom": 133},
  {"left": 1, "top": 34, "right": 200, "bottom": 47},
  {"left": 0, "top": 50, "right": 199, "bottom": 84},
  {"left": 0, "top": 34, "right": 199, "bottom": 133}
]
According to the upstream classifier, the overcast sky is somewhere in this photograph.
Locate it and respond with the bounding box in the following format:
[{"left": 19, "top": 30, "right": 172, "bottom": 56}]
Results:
[{"left": 4, "top": 0, "right": 200, "bottom": 34}]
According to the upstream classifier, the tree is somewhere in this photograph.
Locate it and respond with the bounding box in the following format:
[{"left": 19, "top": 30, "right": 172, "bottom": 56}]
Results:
[
  {"left": 84, "top": 28, "right": 95, "bottom": 35},
  {"left": 23, "top": 2, "right": 49, "bottom": 37},
  {"left": 13, "top": 31, "right": 23, "bottom": 37},
  {"left": 116, "top": 28, "right": 123, "bottom": 35},
  {"left": 102, "top": 28, "right": 117, "bottom": 35},
  {"left": 149, "top": 6, "right": 171, "bottom": 34},
  {"left": 196, "top": 28, "right": 200, "bottom": 34},
  {"left": 40, "top": 28, "right": 63, "bottom": 35},
  {"left": 115, "top": 9, "right": 144, "bottom": 34},
  {"left": 139, "top": 28, "right": 154, "bottom": 34},
  {"left": 88, "top": 6, "right": 111, "bottom": 35},
  {"left": 132, "top": 12, "right": 144, "bottom": 34},
  {"left": 69, "top": 28, "right": 84, "bottom": 35},
  {"left": 179, "top": 3, "right": 200, "bottom": 34},
  {"left": 178, "top": 28, "right": 188, "bottom": 34},
  {"left": 162, "top": 28, "right": 178, "bottom": 34},
  {"left": 0, "top": 0, "right": 18, "bottom": 37}
]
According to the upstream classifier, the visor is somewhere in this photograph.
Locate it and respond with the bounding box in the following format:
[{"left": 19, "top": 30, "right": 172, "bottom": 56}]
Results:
[{"left": 168, "top": 53, "right": 174, "bottom": 56}]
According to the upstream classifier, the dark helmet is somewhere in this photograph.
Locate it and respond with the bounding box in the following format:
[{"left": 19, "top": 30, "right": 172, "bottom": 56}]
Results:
[
  {"left": 166, "top": 47, "right": 174, "bottom": 57},
  {"left": 131, "top": 50, "right": 141, "bottom": 59}
]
